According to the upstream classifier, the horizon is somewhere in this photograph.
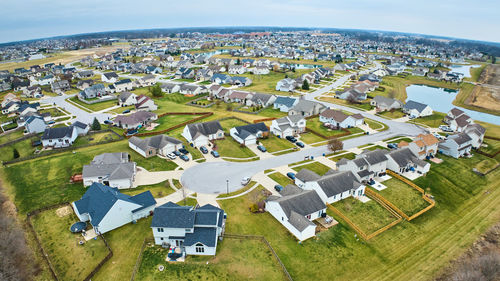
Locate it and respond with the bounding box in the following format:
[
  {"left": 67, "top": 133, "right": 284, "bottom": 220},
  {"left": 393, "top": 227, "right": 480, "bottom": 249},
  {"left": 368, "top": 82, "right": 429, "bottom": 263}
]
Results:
[{"left": 1, "top": 0, "right": 499, "bottom": 44}]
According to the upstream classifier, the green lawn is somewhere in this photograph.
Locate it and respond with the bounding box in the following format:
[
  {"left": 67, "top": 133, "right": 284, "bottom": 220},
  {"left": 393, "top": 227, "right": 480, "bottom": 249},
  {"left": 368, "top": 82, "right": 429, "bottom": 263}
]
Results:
[
  {"left": 376, "top": 178, "right": 430, "bottom": 216},
  {"left": 329, "top": 152, "right": 357, "bottom": 162},
  {"left": 147, "top": 114, "right": 197, "bottom": 132},
  {"left": 292, "top": 161, "right": 332, "bottom": 175},
  {"left": 136, "top": 238, "right": 285, "bottom": 281},
  {"left": 32, "top": 208, "right": 109, "bottom": 281},
  {"left": 219, "top": 118, "right": 248, "bottom": 131},
  {"left": 39, "top": 107, "right": 67, "bottom": 117},
  {"left": 480, "top": 138, "right": 500, "bottom": 155},
  {"left": 0, "top": 137, "right": 38, "bottom": 162},
  {"left": 0, "top": 128, "right": 24, "bottom": 144},
  {"left": 258, "top": 135, "right": 296, "bottom": 153},
  {"left": 307, "top": 118, "right": 363, "bottom": 137},
  {"left": 377, "top": 109, "right": 405, "bottom": 119},
  {"left": 121, "top": 180, "right": 176, "bottom": 198},
  {"left": 256, "top": 107, "right": 287, "bottom": 118},
  {"left": 267, "top": 172, "right": 294, "bottom": 187},
  {"left": 298, "top": 132, "right": 326, "bottom": 144},
  {"left": 332, "top": 197, "right": 398, "bottom": 234},
  {"left": 213, "top": 138, "right": 257, "bottom": 159},
  {"left": 73, "top": 131, "right": 121, "bottom": 147},
  {"left": 408, "top": 112, "right": 447, "bottom": 128},
  {"left": 474, "top": 158, "right": 498, "bottom": 174},
  {"left": 69, "top": 96, "right": 119, "bottom": 112}
]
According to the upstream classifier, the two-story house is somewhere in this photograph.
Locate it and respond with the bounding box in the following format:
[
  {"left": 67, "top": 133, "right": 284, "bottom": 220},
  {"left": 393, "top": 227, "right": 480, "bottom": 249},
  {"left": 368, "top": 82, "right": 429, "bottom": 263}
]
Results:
[{"left": 270, "top": 115, "right": 306, "bottom": 138}]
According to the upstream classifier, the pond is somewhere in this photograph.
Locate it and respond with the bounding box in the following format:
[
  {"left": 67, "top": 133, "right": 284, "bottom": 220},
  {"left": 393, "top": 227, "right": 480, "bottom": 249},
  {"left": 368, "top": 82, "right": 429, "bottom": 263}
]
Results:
[
  {"left": 406, "top": 84, "right": 500, "bottom": 125},
  {"left": 449, "top": 64, "right": 480, "bottom": 78}
]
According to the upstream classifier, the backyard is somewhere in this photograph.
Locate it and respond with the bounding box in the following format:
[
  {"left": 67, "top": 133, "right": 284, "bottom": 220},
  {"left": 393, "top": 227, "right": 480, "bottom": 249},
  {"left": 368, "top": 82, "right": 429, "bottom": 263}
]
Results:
[
  {"left": 292, "top": 161, "right": 331, "bottom": 175},
  {"left": 31, "top": 207, "right": 109, "bottom": 281},
  {"left": 408, "top": 112, "right": 447, "bottom": 128},
  {"left": 375, "top": 178, "right": 430, "bottom": 216},
  {"left": 69, "top": 96, "right": 119, "bottom": 112}
]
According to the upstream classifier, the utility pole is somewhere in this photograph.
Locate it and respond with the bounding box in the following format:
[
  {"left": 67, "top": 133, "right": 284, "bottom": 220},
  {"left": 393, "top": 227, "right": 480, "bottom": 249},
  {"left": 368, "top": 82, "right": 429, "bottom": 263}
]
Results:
[{"left": 226, "top": 179, "right": 229, "bottom": 195}]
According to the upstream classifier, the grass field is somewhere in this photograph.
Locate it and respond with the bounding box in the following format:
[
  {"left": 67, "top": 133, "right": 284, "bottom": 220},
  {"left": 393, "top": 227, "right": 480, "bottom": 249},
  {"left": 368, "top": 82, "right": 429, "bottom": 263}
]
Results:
[
  {"left": 307, "top": 118, "right": 363, "bottom": 137},
  {"left": 0, "top": 129, "right": 25, "bottom": 144},
  {"left": 332, "top": 197, "right": 398, "bottom": 234},
  {"left": 121, "top": 180, "right": 176, "bottom": 198},
  {"left": 136, "top": 238, "right": 285, "bottom": 281},
  {"left": 298, "top": 132, "right": 325, "bottom": 144},
  {"left": 292, "top": 161, "right": 331, "bottom": 175},
  {"left": 377, "top": 109, "right": 405, "bottom": 119},
  {"left": 258, "top": 135, "right": 296, "bottom": 152},
  {"left": 213, "top": 138, "right": 256, "bottom": 159},
  {"left": 256, "top": 107, "right": 287, "bottom": 118},
  {"left": 72, "top": 131, "right": 121, "bottom": 146},
  {"left": 148, "top": 114, "right": 197, "bottom": 132},
  {"left": 32, "top": 208, "right": 109, "bottom": 281},
  {"left": 267, "top": 172, "right": 294, "bottom": 187},
  {"left": 69, "top": 96, "right": 118, "bottom": 112},
  {"left": 329, "top": 152, "right": 357, "bottom": 162},
  {"left": 474, "top": 158, "right": 498, "bottom": 174},
  {"left": 373, "top": 75, "right": 461, "bottom": 101},
  {"left": 408, "top": 112, "right": 447, "bottom": 128},
  {"left": 376, "top": 178, "right": 430, "bottom": 216},
  {"left": 0, "top": 137, "right": 38, "bottom": 162},
  {"left": 480, "top": 138, "right": 500, "bottom": 155}
]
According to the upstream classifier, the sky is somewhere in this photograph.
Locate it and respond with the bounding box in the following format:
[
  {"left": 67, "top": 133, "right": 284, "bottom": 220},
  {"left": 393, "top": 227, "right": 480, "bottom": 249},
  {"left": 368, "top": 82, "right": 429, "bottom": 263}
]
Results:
[{"left": 1, "top": 0, "right": 499, "bottom": 44}]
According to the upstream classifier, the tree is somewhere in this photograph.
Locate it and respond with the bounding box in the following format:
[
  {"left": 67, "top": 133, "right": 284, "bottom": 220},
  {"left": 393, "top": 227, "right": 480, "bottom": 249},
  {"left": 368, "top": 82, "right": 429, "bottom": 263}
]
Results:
[
  {"left": 327, "top": 138, "right": 344, "bottom": 153},
  {"left": 236, "top": 58, "right": 241, "bottom": 65},
  {"left": 302, "top": 80, "right": 310, "bottom": 90},
  {"left": 91, "top": 117, "right": 101, "bottom": 131},
  {"left": 13, "top": 148, "right": 19, "bottom": 159},
  {"left": 150, "top": 83, "right": 163, "bottom": 98}
]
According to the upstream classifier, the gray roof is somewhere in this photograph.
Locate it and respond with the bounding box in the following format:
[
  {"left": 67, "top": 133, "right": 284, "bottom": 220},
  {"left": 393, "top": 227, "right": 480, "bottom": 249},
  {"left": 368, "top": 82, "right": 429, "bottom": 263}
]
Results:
[
  {"left": 274, "top": 96, "right": 296, "bottom": 108},
  {"left": 129, "top": 135, "right": 182, "bottom": 152},
  {"left": 233, "top": 122, "right": 268, "bottom": 140},
  {"left": 184, "top": 227, "right": 218, "bottom": 247},
  {"left": 270, "top": 189, "right": 325, "bottom": 218},
  {"left": 386, "top": 148, "right": 418, "bottom": 167},
  {"left": 187, "top": 120, "right": 223, "bottom": 138},
  {"left": 291, "top": 100, "right": 325, "bottom": 113},
  {"left": 316, "top": 171, "right": 363, "bottom": 197},
  {"left": 295, "top": 168, "right": 321, "bottom": 182},
  {"left": 279, "top": 184, "right": 303, "bottom": 196},
  {"left": 404, "top": 100, "right": 429, "bottom": 113},
  {"left": 118, "top": 91, "right": 135, "bottom": 102},
  {"left": 452, "top": 132, "right": 472, "bottom": 145},
  {"left": 373, "top": 95, "right": 402, "bottom": 107},
  {"left": 114, "top": 111, "right": 156, "bottom": 126},
  {"left": 356, "top": 149, "right": 388, "bottom": 165},
  {"left": 41, "top": 125, "right": 75, "bottom": 140},
  {"left": 288, "top": 211, "right": 316, "bottom": 232},
  {"left": 83, "top": 152, "right": 135, "bottom": 181}
]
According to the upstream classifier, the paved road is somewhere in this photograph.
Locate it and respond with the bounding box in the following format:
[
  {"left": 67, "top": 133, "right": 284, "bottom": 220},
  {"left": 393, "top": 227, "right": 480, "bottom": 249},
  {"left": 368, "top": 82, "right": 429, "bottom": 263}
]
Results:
[{"left": 40, "top": 94, "right": 113, "bottom": 124}]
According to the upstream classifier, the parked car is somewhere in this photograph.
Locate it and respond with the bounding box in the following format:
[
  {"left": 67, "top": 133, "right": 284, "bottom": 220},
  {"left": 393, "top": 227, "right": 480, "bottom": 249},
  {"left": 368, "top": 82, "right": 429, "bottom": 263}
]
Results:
[
  {"left": 286, "top": 172, "right": 296, "bottom": 180},
  {"left": 179, "top": 154, "right": 189, "bottom": 161},
  {"left": 274, "top": 185, "right": 283, "bottom": 192},
  {"left": 257, "top": 145, "right": 267, "bottom": 152},
  {"left": 103, "top": 120, "right": 113, "bottom": 125},
  {"left": 211, "top": 150, "right": 220, "bottom": 158},
  {"left": 173, "top": 150, "right": 181, "bottom": 156},
  {"left": 296, "top": 141, "right": 304, "bottom": 148},
  {"left": 387, "top": 143, "right": 398, "bottom": 149},
  {"left": 439, "top": 125, "right": 453, "bottom": 132},
  {"left": 433, "top": 132, "right": 445, "bottom": 140},
  {"left": 199, "top": 146, "right": 208, "bottom": 154},
  {"left": 179, "top": 148, "right": 189, "bottom": 154},
  {"left": 125, "top": 129, "right": 138, "bottom": 136},
  {"left": 47, "top": 120, "right": 55, "bottom": 125},
  {"left": 286, "top": 136, "right": 297, "bottom": 143},
  {"left": 166, "top": 153, "right": 177, "bottom": 160},
  {"left": 241, "top": 177, "right": 251, "bottom": 185},
  {"left": 122, "top": 109, "right": 131, "bottom": 114}
]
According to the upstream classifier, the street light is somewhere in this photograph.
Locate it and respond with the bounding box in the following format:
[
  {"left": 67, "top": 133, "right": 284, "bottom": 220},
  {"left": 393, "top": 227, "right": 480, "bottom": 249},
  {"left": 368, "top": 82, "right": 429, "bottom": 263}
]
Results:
[{"left": 226, "top": 180, "right": 229, "bottom": 195}]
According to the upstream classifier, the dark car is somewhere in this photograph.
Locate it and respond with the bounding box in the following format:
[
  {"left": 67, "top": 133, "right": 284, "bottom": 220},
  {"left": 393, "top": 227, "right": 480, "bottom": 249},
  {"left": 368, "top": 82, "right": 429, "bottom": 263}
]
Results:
[
  {"left": 122, "top": 109, "right": 131, "bottom": 114},
  {"left": 286, "top": 136, "right": 297, "bottom": 143},
  {"left": 179, "top": 148, "right": 189, "bottom": 154},
  {"left": 387, "top": 143, "right": 398, "bottom": 149},
  {"left": 103, "top": 120, "right": 113, "bottom": 125},
  {"left": 125, "top": 129, "right": 138, "bottom": 136},
  {"left": 173, "top": 150, "right": 181, "bottom": 156},
  {"left": 274, "top": 185, "right": 283, "bottom": 192},
  {"left": 179, "top": 154, "right": 189, "bottom": 161},
  {"left": 257, "top": 145, "right": 267, "bottom": 152},
  {"left": 286, "top": 172, "right": 296, "bottom": 180},
  {"left": 199, "top": 146, "right": 208, "bottom": 154},
  {"left": 211, "top": 150, "right": 220, "bottom": 158},
  {"left": 296, "top": 141, "right": 304, "bottom": 148},
  {"left": 47, "top": 120, "right": 55, "bottom": 125}
]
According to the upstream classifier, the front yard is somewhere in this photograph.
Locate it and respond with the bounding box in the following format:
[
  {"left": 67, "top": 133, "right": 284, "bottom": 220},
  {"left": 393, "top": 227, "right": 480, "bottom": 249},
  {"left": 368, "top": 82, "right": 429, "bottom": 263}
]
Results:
[
  {"left": 375, "top": 178, "right": 430, "bottom": 216},
  {"left": 267, "top": 171, "right": 294, "bottom": 187},
  {"left": 69, "top": 96, "right": 119, "bottom": 112},
  {"left": 377, "top": 109, "right": 405, "bottom": 119},
  {"left": 407, "top": 112, "right": 447, "bottom": 128},
  {"left": 292, "top": 161, "right": 331, "bottom": 175},
  {"left": 213, "top": 138, "right": 257, "bottom": 159},
  {"left": 307, "top": 118, "right": 363, "bottom": 137},
  {"left": 298, "top": 132, "right": 325, "bottom": 144},
  {"left": 258, "top": 135, "right": 296, "bottom": 153},
  {"left": 32, "top": 207, "right": 109, "bottom": 281}
]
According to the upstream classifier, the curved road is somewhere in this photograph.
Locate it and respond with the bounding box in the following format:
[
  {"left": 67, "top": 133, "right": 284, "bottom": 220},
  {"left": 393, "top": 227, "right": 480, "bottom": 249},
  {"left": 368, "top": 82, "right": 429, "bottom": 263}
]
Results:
[{"left": 181, "top": 63, "right": 428, "bottom": 194}]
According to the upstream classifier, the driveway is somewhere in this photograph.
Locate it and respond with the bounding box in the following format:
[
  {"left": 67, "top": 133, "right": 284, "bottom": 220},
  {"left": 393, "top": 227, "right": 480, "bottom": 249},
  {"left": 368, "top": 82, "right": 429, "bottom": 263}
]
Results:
[{"left": 40, "top": 94, "right": 113, "bottom": 124}]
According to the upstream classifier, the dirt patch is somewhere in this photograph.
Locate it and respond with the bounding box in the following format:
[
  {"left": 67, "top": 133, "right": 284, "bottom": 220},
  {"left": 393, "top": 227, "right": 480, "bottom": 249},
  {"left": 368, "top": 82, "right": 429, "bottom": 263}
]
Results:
[
  {"left": 467, "top": 86, "right": 500, "bottom": 112},
  {"left": 55, "top": 206, "right": 72, "bottom": 217},
  {"left": 435, "top": 222, "right": 500, "bottom": 281}
]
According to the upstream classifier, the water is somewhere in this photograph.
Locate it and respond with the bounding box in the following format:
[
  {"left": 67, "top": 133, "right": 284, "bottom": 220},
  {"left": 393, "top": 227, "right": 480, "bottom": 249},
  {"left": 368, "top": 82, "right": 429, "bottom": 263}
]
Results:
[
  {"left": 406, "top": 84, "right": 500, "bottom": 125},
  {"left": 449, "top": 64, "right": 480, "bottom": 78}
]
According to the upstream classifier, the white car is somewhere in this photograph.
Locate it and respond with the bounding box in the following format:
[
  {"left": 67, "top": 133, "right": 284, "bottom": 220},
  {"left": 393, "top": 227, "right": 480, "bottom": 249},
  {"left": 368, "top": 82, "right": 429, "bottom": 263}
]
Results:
[
  {"left": 167, "top": 153, "right": 177, "bottom": 160},
  {"left": 433, "top": 133, "right": 445, "bottom": 140},
  {"left": 241, "top": 177, "right": 251, "bottom": 185}
]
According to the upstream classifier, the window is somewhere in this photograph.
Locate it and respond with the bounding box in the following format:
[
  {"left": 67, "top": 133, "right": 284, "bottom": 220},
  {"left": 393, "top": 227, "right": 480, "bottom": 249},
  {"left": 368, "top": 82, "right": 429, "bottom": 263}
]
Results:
[
  {"left": 157, "top": 228, "right": 164, "bottom": 232},
  {"left": 306, "top": 214, "right": 311, "bottom": 219},
  {"left": 160, "top": 237, "right": 164, "bottom": 241},
  {"left": 195, "top": 243, "right": 205, "bottom": 253}
]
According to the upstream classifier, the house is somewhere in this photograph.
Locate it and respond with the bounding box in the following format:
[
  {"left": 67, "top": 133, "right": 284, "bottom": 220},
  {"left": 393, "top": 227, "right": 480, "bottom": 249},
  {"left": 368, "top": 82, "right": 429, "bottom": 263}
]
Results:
[
  {"left": 129, "top": 135, "right": 183, "bottom": 158},
  {"left": 464, "top": 123, "right": 486, "bottom": 149},
  {"left": 246, "top": 93, "right": 276, "bottom": 107},
  {"left": 72, "top": 182, "right": 156, "bottom": 235},
  {"left": 335, "top": 88, "right": 367, "bottom": 101},
  {"left": 101, "top": 72, "right": 119, "bottom": 83},
  {"left": 230, "top": 76, "right": 252, "bottom": 87},
  {"left": 251, "top": 66, "right": 270, "bottom": 75},
  {"left": 273, "top": 96, "right": 297, "bottom": 112},
  {"left": 195, "top": 68, "right": 213, "bottom": 82},
  {"left": 24, "top": 115, "right": 47, "bottom": 134},
  {"left": 336, "top": 149, "right": 388, "bottom": 182},
  {"left": 75, "top": 70, "right": 94, "bottom": 79},
  {"left": 276, "top": 78, "right": 296, "bottom": 92},
  {"left": 175, "top": 68, "right": 194, "bottom": 79},
  {"left": 438, "top": 133, "right": 473, "bottom": 158},
  {"left": 50, "top": 80, "right": 71, "bottom": 93},
  {"left": 444, "top": 108, "right": 473, "bottom": 132},
  {"left": 114, "top": 111, "right": 157, "bottom": 129},
  {"left": 72, "top": 121, "right": 90, "bottom": 136},
  {"left": 229, "top": 122, "right": 269, "bottom": 145},
  {"left": 385, "top": 148, "right": 430, "bottom": 175},
  {"left": 135, "top": 95, "right": 158, "bottom": 111},
  {"left": 295, "top": 169, "right": 366, "bottom": 204},
  {"left": 226, "top": 90, "right": 252, "bottom": 103},
  {"left": 370, "top": 96, "right": 404, "bottom": 112},
  {"left": 179, "top": 84, "right": 203, "bottom": 96},
  {"left": 403, "top": 100, "right": 433, "bottom": 118},
  {"left": 228, "top": 65, "right": 246, "bottom": 75},
  {"left": 79, "top": 84, "right": 107, "bottom": 99},
  {"left": 319, "top": 109, "right": 364, "bottom": 128},
  {"left": 270, "top": 115, "right": 306, "bottom": 137},
  {"left": 113, "top": 79, "right": 134, "bottom": 93},
  {"left": 151, "top": 202, "right": 226, "bottom": 256},
  {"left": 266, "top": 189, "right": 326, "bottom": 241},
  {"left": 289, "top": 100, "right": 326, "bottom": 117},
  {"left": 22, "top": 86, "right": 43, "bottom": 98},
  {"left": 182, "top": 120, "right": 224, "bottom": 147},
  {"left": 41, "top": 125, "right": 78, "bottom": 148},
  {"left": 161, "top": 83, "right": 180, "bottom": 94},
  {"left": 136, "top": 75, "right": 156, "bottom": 87},
  {"left": 77, "top": 79, "right": 94, "bottom": 90},
  {"left": 118, "top": 92, "right": 137, "bottom": 106},
  {"left": 82, "top": 152, "right": 137, "bottom": 189},
  {"left": 211, "top": 74, "right": 232, "bottom": 85},
  {"left": 399, "top": 134, "right": 439, "bottom": 159}
]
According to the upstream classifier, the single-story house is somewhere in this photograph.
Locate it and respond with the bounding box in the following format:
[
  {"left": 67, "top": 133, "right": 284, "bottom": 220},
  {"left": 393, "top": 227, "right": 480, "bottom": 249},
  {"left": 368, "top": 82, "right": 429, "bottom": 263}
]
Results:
[
  {"left": 229, "top": 122, "right": 269, "bottom": 145},
  {"left": 273, "top": 96, "right": 297, "bottom": 112},
  {"left": 82, "top": 152, "right": 136, "bottom": 189},
  {"left": 182, "top": 120, "right": 224, "bottom": 147},
  {"left": 403, "top": 100, "right": 433, "bottom": 118},
  {"left": 370, "top": 96, "right": 404, "bottom": 112},
  {"left": 319, "top": 109, "right": 364, "bottom": 128},
  {"left": 129, "top": 135, "right": 183, "bottom": 158},
  {"left": 288, "top": 100, "right": 326, "bottom": 117},
  {"left": 114, "top": 111, "right": 157, "bottom": 129}
]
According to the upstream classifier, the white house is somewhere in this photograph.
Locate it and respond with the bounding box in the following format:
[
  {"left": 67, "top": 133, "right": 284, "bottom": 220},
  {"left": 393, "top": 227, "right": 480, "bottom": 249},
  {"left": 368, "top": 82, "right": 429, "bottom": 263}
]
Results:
[
  {"left": 113, "top": 79, "right": 134, "bottom": 93},
  {"left": 101, "top": 72, "right": 119, "bottom": 83},
  {"left": 270, "top": 115, "right": 306, "bottom": 138},
  {"left": 319, "top": 109, "right": 364, "bottom": 128},
  {"left": 464, "top": 123, "right": 486, "bottom": 149},
  {"left": 135, "top": 95, "right": 157, "bottom": 111},
  {"left": 41, "top": 125, "right": 78, "bottom": 148},
  {"left": 151, "top": 202, "right": 226, "bottom": 256},
  {"left": 229, "top": 122, "right": 269, "bottom": 145},
  {"left": 118, "top": 92, "right": 138, "bottom": 106},
  {"left": 370, "top": 96, "right": 404, "bottom": 112},
  {"left": 72, "top": 182, "right": 156, "bottom": 235},
  {"left": 273, "top": 96, "right": 298, "bottom": 112},
  {"left": 266, "top": 189, "right": 326, "bottom": 241},
  {"left": 128, "top": 135, "right": 183, "bottom": 158},
  {"left": 82, "top": 152, "right": 137, "bottom": 189},
  {"left": 336, "top": 149, "right": 388, "bottom": 182},
  {"left": 182, "top": 120, "right": 224, "bottom": 147},
  {"left": 438, "top": 133, "right": 473, "bottom": 158},
  {"left": 276, "top": 78, "right": 297, "bottom": 92},
  {"left": 403, "top": 100, "right": 433, "bottom": 118}
]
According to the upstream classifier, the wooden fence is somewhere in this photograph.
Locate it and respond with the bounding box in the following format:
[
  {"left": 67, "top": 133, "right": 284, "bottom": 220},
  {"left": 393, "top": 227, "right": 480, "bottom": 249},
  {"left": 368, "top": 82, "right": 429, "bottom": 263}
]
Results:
[
  {"left": 129, "top": 238, "right": 151, "bottom": 281},
  {"left": 253, "top": 117, "right": 277, "bottom": 124}
]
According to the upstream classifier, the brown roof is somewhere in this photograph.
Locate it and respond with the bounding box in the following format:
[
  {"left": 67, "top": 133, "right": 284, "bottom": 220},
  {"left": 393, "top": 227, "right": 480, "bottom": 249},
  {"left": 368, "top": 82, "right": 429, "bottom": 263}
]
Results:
[
  {"left": 416, "top": 134, "right": 439, "bottom": 146},
  {"left": 398, "top": 141, "right": 409, "bottom": 148},
  {"left": 320, "top": 109, "right": 348, "bottom": 122}
]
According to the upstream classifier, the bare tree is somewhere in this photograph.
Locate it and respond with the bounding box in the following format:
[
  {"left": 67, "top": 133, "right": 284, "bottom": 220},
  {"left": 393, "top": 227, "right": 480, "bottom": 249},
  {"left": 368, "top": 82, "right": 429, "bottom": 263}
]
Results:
[{"left": 327, "top": 138, "right": 344, "bottom": 153}]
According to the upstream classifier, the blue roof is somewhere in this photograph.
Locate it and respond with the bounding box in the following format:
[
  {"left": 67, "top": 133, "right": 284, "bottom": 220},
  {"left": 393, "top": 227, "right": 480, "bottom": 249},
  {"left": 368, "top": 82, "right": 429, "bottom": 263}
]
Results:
[
  {"left": 151, "top": 202, "right": 195, "bottom": 228},
  {"left": 184, "top": 227, "right": 218, "bottom": 247},
  {"left": 74, "top": 183, "right": 155, "bottom": 227},
  {"left": 274, "top": 96, "right": 296, "bottom": 108},
  {"left": 404, "top": 100, "right": 429, "bottom": 113}
]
